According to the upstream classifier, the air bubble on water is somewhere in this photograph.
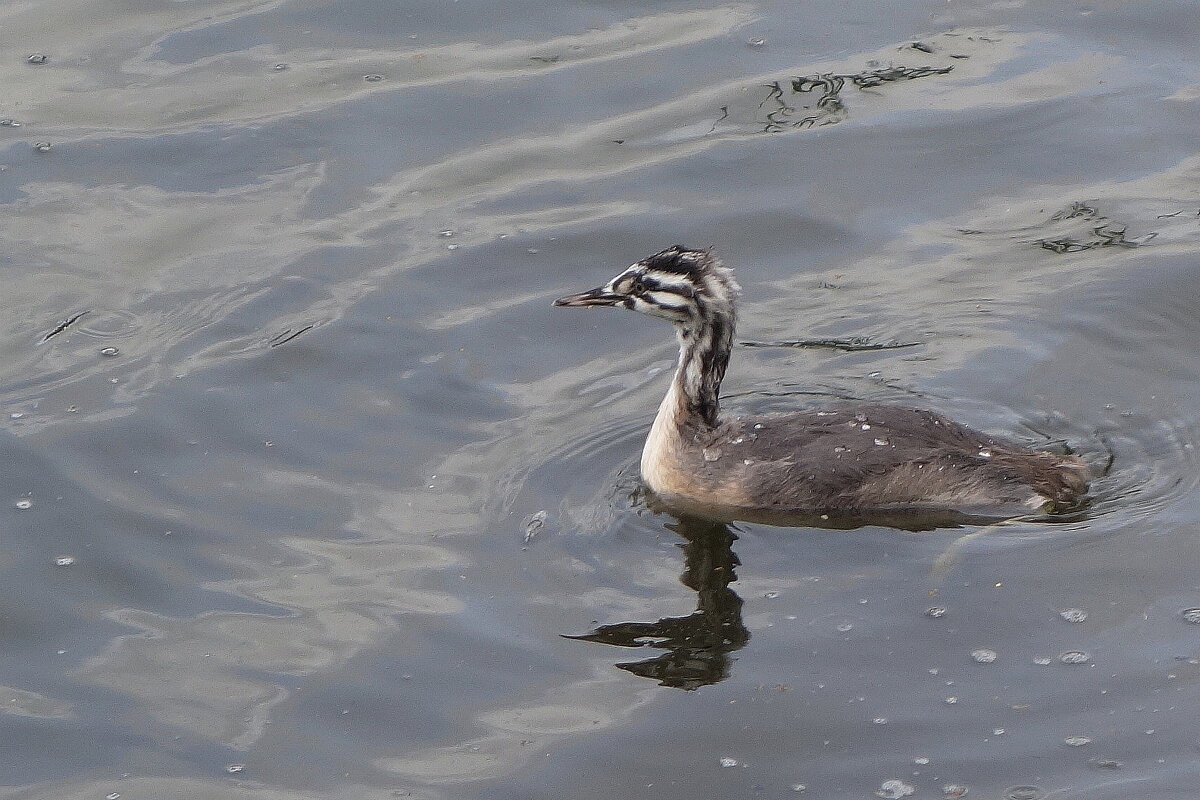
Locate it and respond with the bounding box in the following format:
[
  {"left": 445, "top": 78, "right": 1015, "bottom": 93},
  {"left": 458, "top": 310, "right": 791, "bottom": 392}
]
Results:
[
  {"left": 874, "top": 438, "right": 890, "bottom": 446},
  {"left": 446, "top": 243, "right": 459, "bottom": 250},
  {"left": 1059, "top": 608, "right": 1087, "bottom": 623},
  {"left": 363, "top": 73, "right": 384, "bottom": 82},
  {"left": 27, "top": 53, "right": 48, "bottom": 64},
  {"left": 747, "top": 37, "right": 766, "bottom": 47},
  {"left": 971, "top": 648, "right": 997, "bottom": 664},
  {"left": 876, "top": 779, "right": 915, "bottom": 799},
  {"left": 1032, "top": 656, "right": 1052, "bottom": 665},
  {"left": 1180, "top": 607, "right": 1200, "bottom": 624},
  {"left": 791, "top": 784, "right": 806, "bottom": 793},
  {"left": 34, "top": 142, "right": 51, "bottom": 152},
  {"left": 836, "top": 622, "right": 853, "bottom": 632},
  {"left": 943, "top": 785, "right": 969, "bottom": 799},
  {"left": 925, "top": 606, "right": 947, "bottom": 618},
  {"left": 719, "top": 757, "right": 739, "bottom": 768},
  {"left": 100, "top": 346, "right": 119, "bottom": 357},
  {"left": 273, "top": 63, "right": 288, "bottom": 71},
  {"left": 944, "top": 696, "right": 958, "bottom": 704},
  {"left": 1063, "top": 735, "right": 1091, "bottom": 747},
  {"left": 54, "top": 556, "right": 74, "bottom": 566},
  {"left": 913, "top": 757, "right": 930, "bottom": 765},
  {"left": 226, "top": 764, "right": 245, "bottom": 774},
  {"left": 873, "top": 717, "right": 888, "bottom": 725},
  {"left": 703, "top": 447, "right": 722, "bottom": 462},
  {"left": 14, "top": 499, "right": 32, "bottom": 510},
  {"left": 1059, "top": 650, "right": 1090, "bottom": 665},
  {"left": 1003, "top": 787, "right": 1043, "bottom": 800}
]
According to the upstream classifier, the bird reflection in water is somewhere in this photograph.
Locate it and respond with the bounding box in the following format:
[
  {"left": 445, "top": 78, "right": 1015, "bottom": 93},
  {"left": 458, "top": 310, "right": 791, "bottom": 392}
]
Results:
[
  {"left": 568, "top": 515, "right": 749, "bottom": 690},
  {"left": 567, "top": 505, "right": 1044, "bottom": 689}
]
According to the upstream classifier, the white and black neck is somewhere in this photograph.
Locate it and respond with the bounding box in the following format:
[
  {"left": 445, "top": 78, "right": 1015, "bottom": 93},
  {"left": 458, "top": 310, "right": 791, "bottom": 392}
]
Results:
[{"left": 669, "top": 301, "right": 735, "bottom": 428}]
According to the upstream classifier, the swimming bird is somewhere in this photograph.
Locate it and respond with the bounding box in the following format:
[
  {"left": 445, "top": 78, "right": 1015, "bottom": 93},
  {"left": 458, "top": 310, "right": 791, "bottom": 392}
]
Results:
[{"left": 554, "top": 246, "right": 1088, "bottom": 519}]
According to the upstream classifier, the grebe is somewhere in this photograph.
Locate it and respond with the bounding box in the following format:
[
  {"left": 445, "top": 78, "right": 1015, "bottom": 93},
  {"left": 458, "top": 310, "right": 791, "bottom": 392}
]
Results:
[{"left": 554, "top": 246, "right": 1089, "bottom": 518}]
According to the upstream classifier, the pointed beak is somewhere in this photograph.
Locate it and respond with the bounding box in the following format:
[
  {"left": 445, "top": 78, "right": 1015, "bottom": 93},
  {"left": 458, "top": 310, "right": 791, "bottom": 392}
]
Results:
[{"left": 553, "top": 287, "right": 624, "bottom": 308}]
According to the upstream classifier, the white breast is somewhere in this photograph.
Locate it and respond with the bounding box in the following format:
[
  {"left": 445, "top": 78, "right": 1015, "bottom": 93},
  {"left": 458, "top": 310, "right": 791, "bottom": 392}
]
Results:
[{"left": 640, "top": 380, "right": 685, "bottom": 494}]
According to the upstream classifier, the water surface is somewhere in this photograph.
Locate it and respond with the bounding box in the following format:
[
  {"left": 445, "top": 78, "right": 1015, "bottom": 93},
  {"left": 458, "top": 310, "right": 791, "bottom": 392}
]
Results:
[{"left": 3, "top": 0, "right": 1200, "bottom": 798}]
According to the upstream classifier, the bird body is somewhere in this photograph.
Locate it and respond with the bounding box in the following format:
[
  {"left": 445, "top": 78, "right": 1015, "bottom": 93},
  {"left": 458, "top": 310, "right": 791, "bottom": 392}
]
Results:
[{"left": 555, "top": 246, "right": 1088, "bottom": 518}]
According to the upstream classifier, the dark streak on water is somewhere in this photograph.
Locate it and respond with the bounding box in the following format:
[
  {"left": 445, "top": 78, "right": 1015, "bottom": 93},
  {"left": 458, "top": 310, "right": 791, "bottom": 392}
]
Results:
[
  {"left": 268, "top": 324, "right": 316, "bottom": 348},
  {"left": 742, "top": 337, "right": 922, "bottom": 352},
  {"left": 2, "top": 1, "right": 1200, "bottom": 799},
  {"left": 37, "top": 311, "right": 90, "bottom": 345}
]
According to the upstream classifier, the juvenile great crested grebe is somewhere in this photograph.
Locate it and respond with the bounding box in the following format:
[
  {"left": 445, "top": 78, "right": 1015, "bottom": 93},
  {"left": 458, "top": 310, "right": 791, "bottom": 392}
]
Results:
[{"left": 554, "top": 246, "right": 1089, "bottom": 518}]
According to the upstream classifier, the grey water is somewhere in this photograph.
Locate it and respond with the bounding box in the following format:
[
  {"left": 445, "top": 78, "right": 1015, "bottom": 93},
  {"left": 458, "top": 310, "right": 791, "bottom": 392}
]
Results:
[{"left": 2, "top": 0, "right": 1200, "bottom": 798}]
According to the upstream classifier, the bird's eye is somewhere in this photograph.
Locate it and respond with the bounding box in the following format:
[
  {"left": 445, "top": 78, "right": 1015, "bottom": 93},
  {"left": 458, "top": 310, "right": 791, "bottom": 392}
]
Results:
[{"left": 619, "top": 274, "right": 646, "bottom": 295}]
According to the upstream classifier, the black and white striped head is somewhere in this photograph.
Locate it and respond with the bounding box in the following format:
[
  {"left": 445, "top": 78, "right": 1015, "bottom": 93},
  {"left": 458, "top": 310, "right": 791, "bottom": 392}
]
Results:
[{"left": 553, "top": 246, "right": 739, "bottom": 331}]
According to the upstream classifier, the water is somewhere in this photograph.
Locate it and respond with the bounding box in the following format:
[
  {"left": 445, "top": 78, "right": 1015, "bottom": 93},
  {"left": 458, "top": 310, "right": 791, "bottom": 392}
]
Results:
[{"left": 2, "top": 0, "right": 1200, "bottom": 798}]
